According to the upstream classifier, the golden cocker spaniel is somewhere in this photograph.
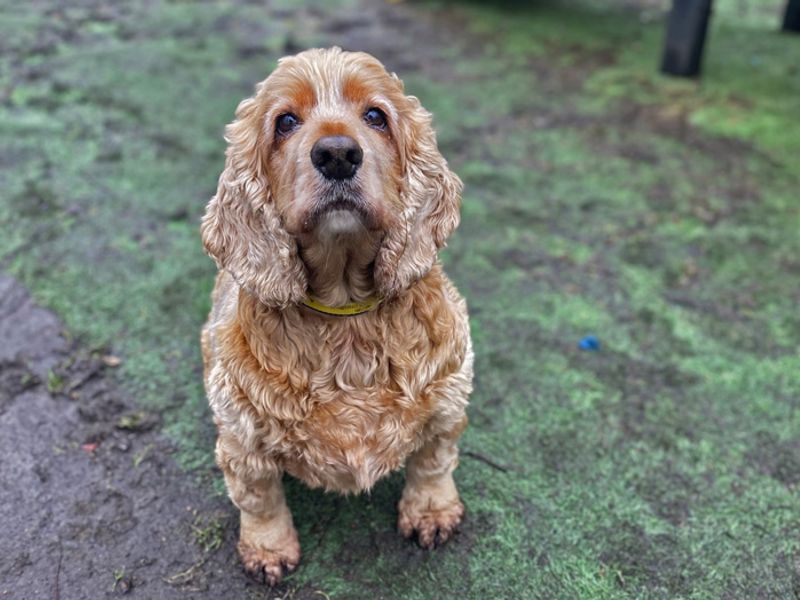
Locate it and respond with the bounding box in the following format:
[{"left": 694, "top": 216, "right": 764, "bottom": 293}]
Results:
[{"left": 200, "top": 47, "right": 472, "bottom": 585}]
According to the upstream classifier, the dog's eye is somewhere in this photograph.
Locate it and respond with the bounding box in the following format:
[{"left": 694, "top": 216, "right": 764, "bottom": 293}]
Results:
[
  {"left": 276, "top": 113, "right": 300, "bottom": 136},
  {"left": 363, "top": 107, "right": 387, "bottom": 130}
]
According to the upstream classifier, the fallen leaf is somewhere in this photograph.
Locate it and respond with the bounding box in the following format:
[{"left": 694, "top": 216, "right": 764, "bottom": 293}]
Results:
[{"left": 102, "top": 355, "right": 122, "bottom": 367}]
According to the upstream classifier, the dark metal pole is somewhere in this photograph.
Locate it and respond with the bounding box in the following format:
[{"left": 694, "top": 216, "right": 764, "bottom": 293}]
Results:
[
  {"left": 660, "top": 0, "right": 713, "bottom": 77},
  {"left": 784, "top": 0, "right": 800, "bottom": 32}
]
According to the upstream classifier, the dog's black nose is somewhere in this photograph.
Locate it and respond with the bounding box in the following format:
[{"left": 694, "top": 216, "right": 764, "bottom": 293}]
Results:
[{"left": 310, "top": 136, "right": 363, "bottom": 180}]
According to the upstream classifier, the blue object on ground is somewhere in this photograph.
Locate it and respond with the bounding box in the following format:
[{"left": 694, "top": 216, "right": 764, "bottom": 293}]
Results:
[{"left": 578, "top": 335, "right": 600, "bottom": 351}]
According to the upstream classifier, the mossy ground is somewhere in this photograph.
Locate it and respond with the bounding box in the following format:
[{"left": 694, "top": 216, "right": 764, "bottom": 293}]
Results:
[{"left": 1, "top": 0, "right": 799, "bottom": 597}]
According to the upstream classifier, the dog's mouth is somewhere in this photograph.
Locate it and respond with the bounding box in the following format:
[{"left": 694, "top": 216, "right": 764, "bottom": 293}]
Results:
[{"left": 302, "top": 185, "right": 378, "bottom": 232}]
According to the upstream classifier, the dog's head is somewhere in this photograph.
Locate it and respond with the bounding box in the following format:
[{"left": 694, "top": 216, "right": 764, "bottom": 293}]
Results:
[{"left": 201, "top": 47, "right": 462, "bottom": 308}]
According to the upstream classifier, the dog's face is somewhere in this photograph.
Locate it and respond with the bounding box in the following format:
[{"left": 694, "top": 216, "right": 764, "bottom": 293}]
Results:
[
  {"left": 263, "top": 53, "right": 402, "bottom": 241},
  {"left": 201, "top": 48, "right": 462, "bottom": 307}
]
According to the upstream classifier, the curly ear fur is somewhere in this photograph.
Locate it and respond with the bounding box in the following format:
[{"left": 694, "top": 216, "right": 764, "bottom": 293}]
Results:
[
  {"left": 374, "top": 95, "right": 463, "bottom": 299},
  {"left": 201, "top": 85, "right": 307, "bottom": 308}
]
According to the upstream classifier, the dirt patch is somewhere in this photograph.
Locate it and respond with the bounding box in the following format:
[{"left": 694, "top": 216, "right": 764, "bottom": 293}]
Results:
[
  {"left": 597, "top": 521, "right": 692, "bottom": 595},
  {"left": 747, "top": 432, "right": 800, "bottom": 487},
  {"left": 0, "top": 360, "right": 39, "bottom": 417},
  {"left": 632, "top": 463, "right": 698, "bottom": 526},
  {"left": 319, "top": 1, "right": 472, "bottom": 77},
  {"left": 0, "top": 274, "right": 279, "bottom": 599},
  {"left": 571, "top": 346, "right": 700, "bottom": 437}
]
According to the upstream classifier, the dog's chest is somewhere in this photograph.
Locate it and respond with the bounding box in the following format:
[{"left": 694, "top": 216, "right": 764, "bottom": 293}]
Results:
[
  {"left": 249, "top": 321, "right": 442, "bottom": 492},
  {"left": 211, "top": 283, "right": 462, "bottom": 493},
  {"left": 278, "top": 387, "right": 430, "bottom": 491}
]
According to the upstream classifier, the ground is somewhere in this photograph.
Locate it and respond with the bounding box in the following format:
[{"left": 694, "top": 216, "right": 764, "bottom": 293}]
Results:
[{"left": 1, "top": 0, "right": 799, "bottom": 598}]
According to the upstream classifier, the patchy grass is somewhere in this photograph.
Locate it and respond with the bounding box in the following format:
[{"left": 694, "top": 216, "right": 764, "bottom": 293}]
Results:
[
  {"left": 46, "top": 369, "right": 65, "bottom": 394},
  {"left": 192, "top": 512, "right": 227, "bottom": 554},
  {"left": 1, "top": 0, "right": 799, "bottom": 598}
]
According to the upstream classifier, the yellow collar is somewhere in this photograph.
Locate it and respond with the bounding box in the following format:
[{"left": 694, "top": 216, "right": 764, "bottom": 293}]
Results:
[{"left": 301, "top": 294, "right": 382, "bottom": 317}]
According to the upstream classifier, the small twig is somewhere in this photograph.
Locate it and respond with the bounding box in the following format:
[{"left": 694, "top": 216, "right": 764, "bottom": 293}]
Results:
[
  {"left": 462, "top": 450, "right": 511, "bottom": 473},
  {"left": 163, "top": 556, "right": 207, "bottom": 590}
]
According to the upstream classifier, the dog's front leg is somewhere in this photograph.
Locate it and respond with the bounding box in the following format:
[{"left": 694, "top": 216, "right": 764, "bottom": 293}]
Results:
[
  {"left": 220, "top": 456, "right": 300, "bottom": 585},
  {"left": 398, "top": 416, "right": 467, "bottom": 549}
]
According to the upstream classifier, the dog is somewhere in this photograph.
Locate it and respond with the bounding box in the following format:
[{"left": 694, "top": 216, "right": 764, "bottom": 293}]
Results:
[{"left": 200, "top": 47, "right": 472, "bottom": 585}]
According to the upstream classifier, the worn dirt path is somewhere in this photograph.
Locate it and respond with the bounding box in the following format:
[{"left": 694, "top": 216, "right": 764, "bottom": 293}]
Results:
[{"left": 0, "top": 274, "right": 268, "bottom": 598}]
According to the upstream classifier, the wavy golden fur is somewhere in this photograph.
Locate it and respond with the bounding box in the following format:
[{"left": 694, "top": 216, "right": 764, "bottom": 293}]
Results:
[{"left": 200, "top": 48, "right": 472, "bottom": 585}]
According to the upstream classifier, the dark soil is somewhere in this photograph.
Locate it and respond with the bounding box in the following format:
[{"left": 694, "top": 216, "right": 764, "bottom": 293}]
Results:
[{"left": 0, "top": 275, "right": 267, "bottom": 599}]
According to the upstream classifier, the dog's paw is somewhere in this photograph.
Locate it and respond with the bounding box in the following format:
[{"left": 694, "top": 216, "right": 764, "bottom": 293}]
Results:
[
  {"left": 398, "top": 499, "right": 464, "bottom": 549},
  {"left": 237, "top": 539, "right": 300, "bottom": 586}
]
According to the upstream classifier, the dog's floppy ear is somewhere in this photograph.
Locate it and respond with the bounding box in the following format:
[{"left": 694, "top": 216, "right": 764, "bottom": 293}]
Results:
[
  {"left": 374, "top": 95, "right": 462, "bottom": 299},
  {"left": 201, "top": 84, "right": 307, "bottom": 308}
]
